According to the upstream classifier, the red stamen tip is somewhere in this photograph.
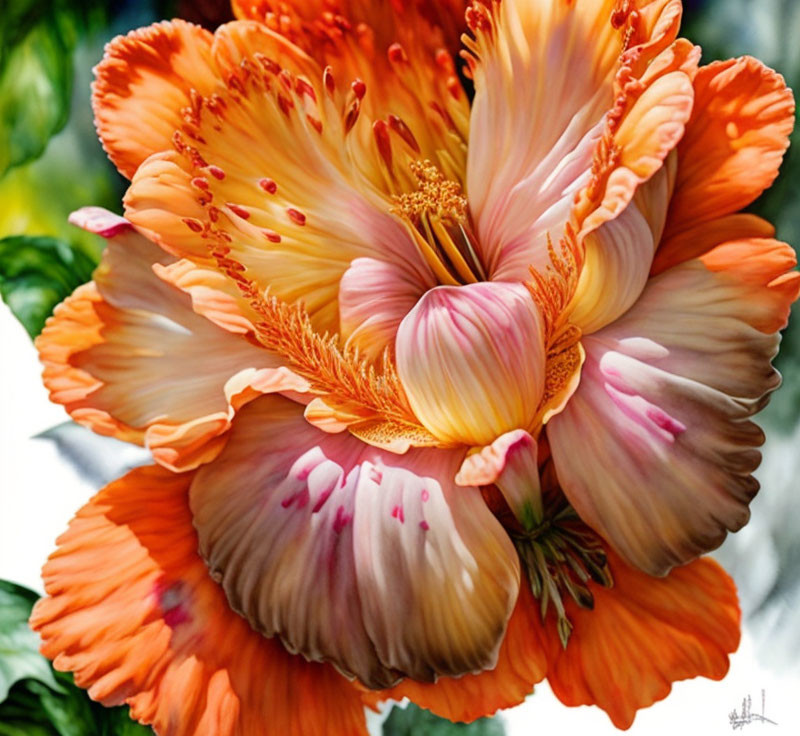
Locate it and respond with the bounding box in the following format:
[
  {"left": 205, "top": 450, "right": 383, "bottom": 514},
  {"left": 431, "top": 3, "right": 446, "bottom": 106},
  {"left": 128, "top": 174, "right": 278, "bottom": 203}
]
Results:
[
  {"left": 388, "top": 43, "right": 408, "bottom": 64},
  {"left": 323, "top": 65, "right": 336, "bottom": 95},
  {"left": 208, "top": 165, "right": 226, "bottom": 180},
  {"left": 351, "top": 78, "right": 366, "bottom": 99},
  {"left": 227, "top": 203, "right": 250, "bottom": 220},
  {"left": 258, "top": 177, "right": 278, "bottom": 194},
  {"left": 287, "top": 208, "right": 306, "bottom": 226}
]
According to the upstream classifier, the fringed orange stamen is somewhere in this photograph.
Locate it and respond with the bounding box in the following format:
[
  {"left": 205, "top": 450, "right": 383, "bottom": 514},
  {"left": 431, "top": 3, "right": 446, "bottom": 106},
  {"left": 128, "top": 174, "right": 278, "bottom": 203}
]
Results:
[
  {"left": 526, "top": 225, "right": 583, "bottom": 346},
  {"left": 206, "top": 239, "right": 436, "bottom": 444}
]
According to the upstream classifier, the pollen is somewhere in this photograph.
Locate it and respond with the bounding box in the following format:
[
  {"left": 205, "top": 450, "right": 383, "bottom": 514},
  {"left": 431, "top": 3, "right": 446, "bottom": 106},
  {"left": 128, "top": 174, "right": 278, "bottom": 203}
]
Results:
[
  {"left": 391, "top": 160, "right": 484, "bottom": 285},
  {"left": 392, "top": 159, "right": 467, "bottom": 225}
]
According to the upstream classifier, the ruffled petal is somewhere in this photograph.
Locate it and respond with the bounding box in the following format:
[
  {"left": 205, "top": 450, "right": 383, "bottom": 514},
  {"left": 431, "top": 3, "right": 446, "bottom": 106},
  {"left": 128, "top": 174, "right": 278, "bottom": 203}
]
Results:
[
  {"left": 122, "top": 21, "right": 426, "bottom": 331},
  {"left": 338, "top": 257, "right": 434, "bottom": 359},
  {"left": 543, "top": 550, "right": 740, "bottom": 729},
  {"left": 663, "top": 56, "right": 795, "bottom": 241},
  {"left": 548, "top": 238, "right": 799, "bottom": 574},
  {"left": 190, "top": 395, "right": 520, "bottom": 689},
  {"left": 652, "top": 213, "right": 775, "bottom": 275},
  {"left": 369, "top": 584, "right": 547, "bottom": 722},
  {"left": 395, "top": 282, "right": 546, "bottom": 446},
  {"left": 30, "top": 465, "right": 368, "bottom": 736},
  {"left": 36, "top": 208, "right": 301, "bottom": 471},
  {"left": 93, "top": 20, "right": 216, "bottom": 179},
  {"left": 465, "top": 0, "right": 690, "bottom": 281}
]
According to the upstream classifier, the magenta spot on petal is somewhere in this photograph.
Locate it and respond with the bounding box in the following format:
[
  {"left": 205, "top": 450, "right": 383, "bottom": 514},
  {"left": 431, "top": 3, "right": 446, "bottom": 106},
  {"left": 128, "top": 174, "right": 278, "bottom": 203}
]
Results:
[
  {"left": 155, "top": 581, "right": 191, "bottom": 628},
  {"left": 281, "top": 489, "right": 310, "bottom": 509},
  {"left": 646, "top": 406, "right": 686, "bottom": 436},
  {"left": 421, "top": 489, "right": 430, "bottom": 502},
  {"left": 333, "top": 505, "right": 352, "bottom": 534},
  {"left": 369, "top": 466, "right": 383, "bottom": 484},
  {"left": 312, "top": 486, "right": 335, "bottom": 513},
  {"left": 391, "top": 504, "right": 405, "bottom": 523},
  {"left": 419, "top": 520, "right": 430, "bottom": 531}
]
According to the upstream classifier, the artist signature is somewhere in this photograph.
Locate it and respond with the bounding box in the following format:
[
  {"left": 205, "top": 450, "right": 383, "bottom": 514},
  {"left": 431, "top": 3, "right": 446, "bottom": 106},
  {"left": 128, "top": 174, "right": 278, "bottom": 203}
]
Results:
[{"left": 729, "top": 689, "right": 778, "bottom": 730}]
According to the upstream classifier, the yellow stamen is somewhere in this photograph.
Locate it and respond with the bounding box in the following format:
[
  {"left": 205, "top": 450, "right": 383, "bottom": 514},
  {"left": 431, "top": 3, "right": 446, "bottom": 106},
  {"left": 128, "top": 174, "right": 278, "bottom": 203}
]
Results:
[
  {"left": 392, "top": 159, "right": 485, "bottom": 284},
  {"left": 394, "top": 160, "right": 468, "bottom": 223}
]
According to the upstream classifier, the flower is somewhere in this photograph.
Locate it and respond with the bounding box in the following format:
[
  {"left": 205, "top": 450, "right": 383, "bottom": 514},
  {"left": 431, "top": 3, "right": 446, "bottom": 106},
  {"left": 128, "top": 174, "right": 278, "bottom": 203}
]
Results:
[{"left": 29, "top": 0, "right": 797, "bottom": 733}]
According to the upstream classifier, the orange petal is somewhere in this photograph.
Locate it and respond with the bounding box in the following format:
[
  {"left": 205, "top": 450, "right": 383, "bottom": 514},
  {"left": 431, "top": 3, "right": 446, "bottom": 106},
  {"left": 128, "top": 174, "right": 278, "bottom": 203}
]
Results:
[
  {"left": 549, "top": 236, "right": 797, "bottom": 574},
  {"left": 93, "top": 20, "right": 216, "bottom": 179},
  {"left": 700, "top": 238, "right": 800, "bottom": 333},
  {"left": 664, "top": 56, "right": 795, "bottom": 240},
  {"left": 369, "top": 583, "right": 547, "bottom": 722},
  {"left": 232, "top": 0, "right": 467, "bottom": 56},
  {"left": 579, "top": 45, "right": 698, "bottom": 236},
  {"left": 232, "top": 0, "right": 469, "bottom": 179},
  {"left": 30, "top": 465, "right": 368, "bottom": 736},
  {"left": 36, "top": 208, "right": 304, "bottom": 471},
  {"left": 652, "top": 213, "right": 775, "bottom": 275},
  {"left": 123, "top": 21, "right": 428, "bottom": 332},
  {"left": 544, "top": 550, "right": 740, "bottom": 730}
]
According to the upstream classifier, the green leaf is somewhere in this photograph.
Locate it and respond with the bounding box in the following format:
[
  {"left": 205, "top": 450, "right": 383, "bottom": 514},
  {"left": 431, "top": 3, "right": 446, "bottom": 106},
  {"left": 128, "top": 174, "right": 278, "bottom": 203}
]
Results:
[
  {"left": 0, "top": 581, "right": 63, "bottom": 703},
  {"left": 0, "top": 580, "right": 153, "bottom": 735},
  {"left": 382, "top": 703, "right": 506, "bottom": 736},
  {"left": 0, "top": 9, "right": 73, "bottom": 177},
  {"left": 0, "top": 678, "right": 94, "bottom": 736},
  {"left": 0, "top": 234, "right": 96, "bottom": 337},
  {"left": 0, "top": 1, "right": 117, "bottom": 178}
]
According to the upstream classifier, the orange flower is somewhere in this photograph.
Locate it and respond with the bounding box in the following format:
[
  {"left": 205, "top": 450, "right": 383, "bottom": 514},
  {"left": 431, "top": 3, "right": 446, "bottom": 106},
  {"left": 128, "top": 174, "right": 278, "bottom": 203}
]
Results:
[{"left": 30, "top": 0, "right": 796, "bottom": 733}]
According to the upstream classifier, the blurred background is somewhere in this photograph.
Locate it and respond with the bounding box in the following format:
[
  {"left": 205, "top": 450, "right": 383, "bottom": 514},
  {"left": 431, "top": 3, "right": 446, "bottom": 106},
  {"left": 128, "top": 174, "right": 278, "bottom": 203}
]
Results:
[{"left": 1, "top": 0, "right": 799, "bottom": 734}]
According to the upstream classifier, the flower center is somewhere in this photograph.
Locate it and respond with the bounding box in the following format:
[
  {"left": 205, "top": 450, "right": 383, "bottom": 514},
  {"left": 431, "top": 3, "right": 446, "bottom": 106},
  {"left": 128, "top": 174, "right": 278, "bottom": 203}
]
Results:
[
  {"left": 512, "top": 494, "right": 613, "bottom": 648},
  {"left": 392, "top": 160, "right": 486, "bottom": 284}
]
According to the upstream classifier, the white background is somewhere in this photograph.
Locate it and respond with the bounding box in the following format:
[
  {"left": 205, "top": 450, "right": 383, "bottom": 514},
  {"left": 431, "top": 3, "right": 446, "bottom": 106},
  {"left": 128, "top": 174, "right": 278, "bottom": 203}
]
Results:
[{"left": 2, "top": 300, "right": 798, "bottom": 736}]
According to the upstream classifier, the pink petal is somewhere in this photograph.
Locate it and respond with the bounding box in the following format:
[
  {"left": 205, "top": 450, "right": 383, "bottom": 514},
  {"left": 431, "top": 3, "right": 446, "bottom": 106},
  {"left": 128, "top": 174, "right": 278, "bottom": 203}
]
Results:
[
  {"left": 189, "top": 395, "right": 520, "bottom": 688},
  {"left": 338, "top": 257, "right": 434, "bottom": 359},
  {"left": 395, "top": 282, "right": 546, "bottom": 446},
  {"left": 548, "top": 247, "right": 789, "bottom": 574}
]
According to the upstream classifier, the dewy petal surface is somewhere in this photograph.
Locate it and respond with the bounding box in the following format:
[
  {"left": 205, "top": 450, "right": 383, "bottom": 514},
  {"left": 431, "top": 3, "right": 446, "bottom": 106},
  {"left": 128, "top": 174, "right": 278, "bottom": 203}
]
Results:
[
  {"left": 30, "top": 465, "right": 368, "bottom": 736},
  {"left": 548, "top": 238, "right": 799, "bottom": 574},
  {"left": 395, "top": 282, "right": 546, "bottom": 446},
  {"left": 36, "top": 208, "right": 301, "bottom": 472},
  {"left": 189, "top": 395, "right": 520, "bottom": 689}
]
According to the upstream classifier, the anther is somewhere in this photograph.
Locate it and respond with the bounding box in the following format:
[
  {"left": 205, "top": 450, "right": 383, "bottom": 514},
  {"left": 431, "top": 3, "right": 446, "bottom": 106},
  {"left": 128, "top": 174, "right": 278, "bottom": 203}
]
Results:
[
  {"left": 287, "top": 208, "right": 306, "bottom": 226},
  {"left": 258, "top": 178, "right": 278, "bottom": 194}
]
